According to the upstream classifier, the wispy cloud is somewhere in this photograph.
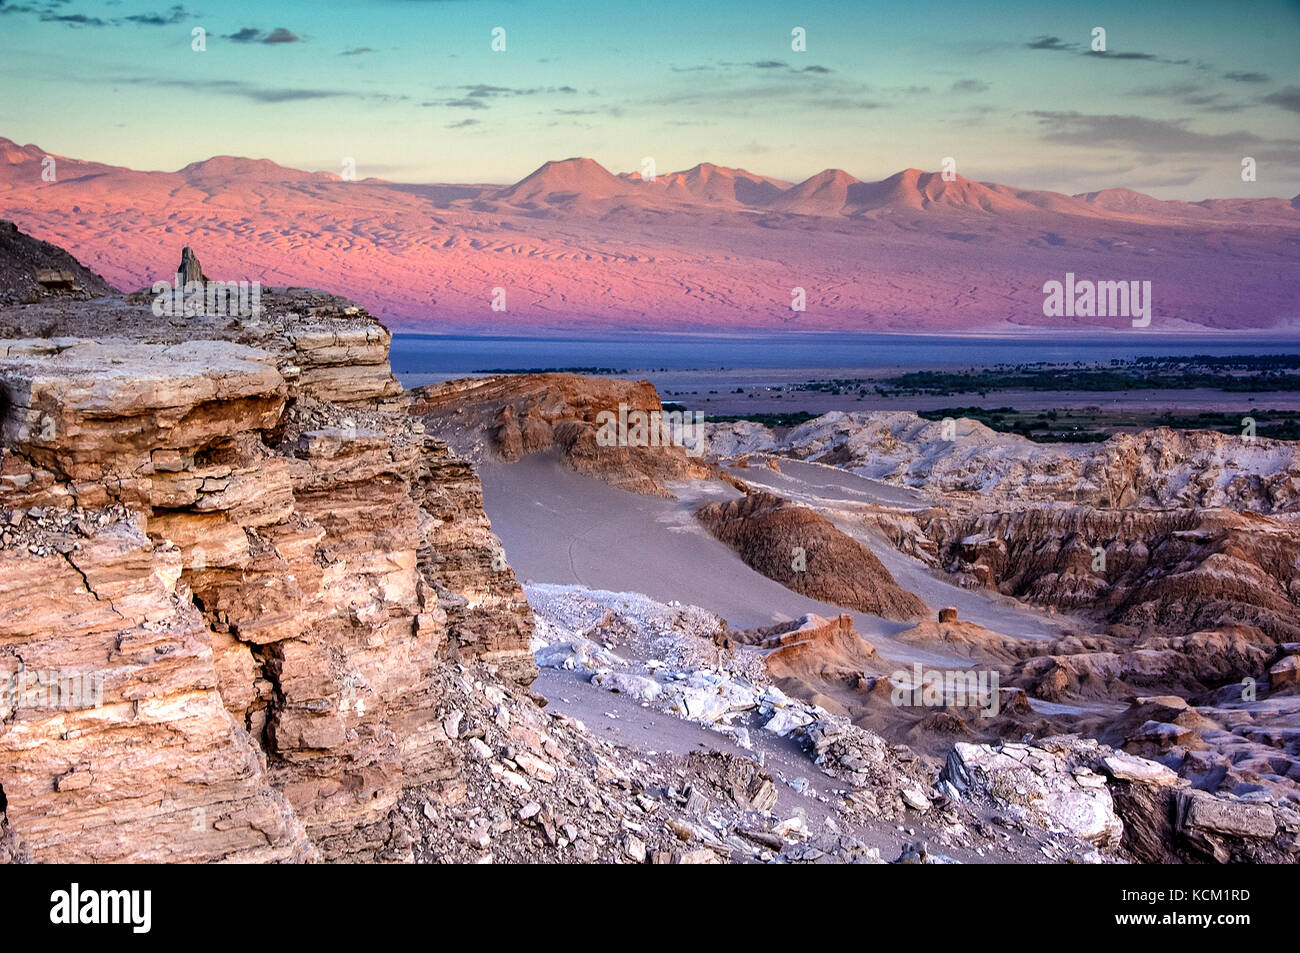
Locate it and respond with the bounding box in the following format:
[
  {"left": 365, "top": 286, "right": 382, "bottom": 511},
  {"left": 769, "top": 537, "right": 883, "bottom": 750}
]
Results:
[
  {"left": 2, "top": 1, "right": 193, "bottom": 27},
  {"left": 116, "top": 76, "right": 402, "bottom": 104},
  {"left": 422, "top": 83, "right": 580, "bottom": 110},
  {"left": 746, "top": 60, "right": 832, "bottom": 74},
  {"left": 1262, "top": 86, "right": 1300, "bottom": 113},
  {"left": 1026, "top": 34, "right": 1187, "bottom": 66},
  {"left": 123, "top": 5, "right": 189, "bottom": 26},
  {"left": 39, "top": 11, "right": 105, "bottom": 26},
  {"left": 672, "top": 60, "right": 831, "bottom": 75},
  {"left": 1126, "top": 82, "right": 1246, "bottom": 113},
  {"left": 1084, "top": 49, "right": 1161, "bottom": 62},
  {"left": 225, "top": 26, "right": 302, "bottom": 44},
  {"left": 1029, "top": 110, "right": 1298, "bottom": 160},
  {"left": 1026, "top": 36, "right": 1076, "bottom": 52}
]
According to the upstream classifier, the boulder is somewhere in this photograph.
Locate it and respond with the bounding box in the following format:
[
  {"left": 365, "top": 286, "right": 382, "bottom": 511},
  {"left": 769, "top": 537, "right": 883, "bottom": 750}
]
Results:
[
  {"left": 1269, "top": 655, "right": 1299, "bottom": 689},
  {"left": 763, "top": 705, "right": 817, "bottom": 736},
  {"left": 1177, "top": 790, "right": 1278, "bottom": 839},
  {"left": 590, "top": 670, "right": 662, "bottom": 702},
  {"left": 941, "top": 739, "right": 1124, "bottom": 848},
  {"left": 1100, "top": 752, "right": 1180, "bottom": 787}
]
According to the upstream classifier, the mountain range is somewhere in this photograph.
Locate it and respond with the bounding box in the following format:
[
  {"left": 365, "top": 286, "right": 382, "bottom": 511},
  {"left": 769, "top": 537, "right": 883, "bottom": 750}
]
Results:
[{"left": 2, "top": 136, "right": 1297, "bottom": 333}]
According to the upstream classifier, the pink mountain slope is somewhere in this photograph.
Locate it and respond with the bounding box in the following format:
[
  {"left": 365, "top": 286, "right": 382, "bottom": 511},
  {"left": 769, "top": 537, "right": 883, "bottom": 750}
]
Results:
[
  {"left": 768, "top": 169, "right": 863, "bottom": 215},
  {"left": 857, "top": 169, "right": 1058, "bottom": 216},
  {"left": 1, "top": 136, "right": 1296, "bottom": 333},
  {"left": 493, "top": 157, "right": 636, "bottom": 205},
  {"left": 655, "top": 163, "right": 790, "bottom": 206}
]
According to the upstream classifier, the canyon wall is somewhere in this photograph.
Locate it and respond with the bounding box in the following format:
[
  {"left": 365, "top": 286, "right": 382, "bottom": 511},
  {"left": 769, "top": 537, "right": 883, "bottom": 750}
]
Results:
[{"left": 0, "top": 290, "right": 534, "bottom": 862}]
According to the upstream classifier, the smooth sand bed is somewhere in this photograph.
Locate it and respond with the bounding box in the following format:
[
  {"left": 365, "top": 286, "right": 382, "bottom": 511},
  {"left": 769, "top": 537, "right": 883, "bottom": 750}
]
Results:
[
  {"left": 728, "top": 459, "right": 1079, "bottom": 641},
  {"left": 478, "top": 451, "right": 1072, "bottom": 664}
]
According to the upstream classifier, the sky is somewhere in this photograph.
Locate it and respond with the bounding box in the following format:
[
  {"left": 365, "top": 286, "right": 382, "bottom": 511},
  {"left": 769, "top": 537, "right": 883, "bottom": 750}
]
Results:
[{"left": 0, "top": 0, "right": 1297, "bottom": 198}]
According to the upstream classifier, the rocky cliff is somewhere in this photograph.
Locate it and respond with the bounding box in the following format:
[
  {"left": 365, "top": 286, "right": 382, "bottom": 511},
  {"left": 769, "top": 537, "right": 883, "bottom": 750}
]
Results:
[
  {"left": 918, "top": 505, "right": 1300, "bottom": 644},
  {"left": 0, "top": 282, "right": 535, "bottom": 861},
  {"left": 411, "top": 373, "right": 713, "bottom": 497}
]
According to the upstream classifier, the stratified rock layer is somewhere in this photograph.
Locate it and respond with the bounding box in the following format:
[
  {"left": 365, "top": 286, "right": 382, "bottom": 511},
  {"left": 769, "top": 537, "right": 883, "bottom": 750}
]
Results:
[
  {"left": 0, "top": 288, "right": 534, "bottom": 862},
  {"left": 412, "top": 373, "right": 713, "bottom": 497}
]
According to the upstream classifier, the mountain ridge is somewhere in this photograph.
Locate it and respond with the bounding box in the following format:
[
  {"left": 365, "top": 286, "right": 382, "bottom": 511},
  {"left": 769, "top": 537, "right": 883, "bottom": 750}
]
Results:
[
  {"left": 1, "top": 135, "right": 1295, "bottom": 333},
  {"left": 5, "top": 137, "right": 1291, "bottom": 214}
]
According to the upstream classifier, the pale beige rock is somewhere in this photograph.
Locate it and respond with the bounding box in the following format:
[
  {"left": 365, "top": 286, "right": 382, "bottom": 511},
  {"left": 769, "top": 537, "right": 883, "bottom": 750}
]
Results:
[
  {"left": 0, "top": 290, "right": 536, "bottom": 863},
  {"left": 1101, "top": 752, "right": 1179, "bottom": 787}
]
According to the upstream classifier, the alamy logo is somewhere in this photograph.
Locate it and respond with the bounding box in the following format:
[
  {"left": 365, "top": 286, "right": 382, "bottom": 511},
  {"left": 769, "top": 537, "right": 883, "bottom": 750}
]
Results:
[
  {"left": 50, "top": 883, "right": 151, "bottom": 933},
  {"left": 890, "top": 663, "right": 1000, "bottom": 717},
  {"left": 1042, "top": 272, "right": 1151, "bottom": 327},
  {"left": 151, "top": 278, "right": 262, "bottom": 319},
  {"left": 2, "top": 662, "right": 103, "bottom": 711},
  {"left": 595, "top": 402, "right": 706, "bottom": 457}
]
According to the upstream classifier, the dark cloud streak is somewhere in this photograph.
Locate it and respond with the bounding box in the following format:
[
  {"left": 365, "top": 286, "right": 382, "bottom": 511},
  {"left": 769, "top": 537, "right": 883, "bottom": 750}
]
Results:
[
  {"left": 1263, "top": 86, "right": 1300, "bottom": 113},
  {"left": 225, "top": 26, "right": 303, "bottom": 44},
  {"left": 115, "top": 76, "right": 403, "bottom": 104}
]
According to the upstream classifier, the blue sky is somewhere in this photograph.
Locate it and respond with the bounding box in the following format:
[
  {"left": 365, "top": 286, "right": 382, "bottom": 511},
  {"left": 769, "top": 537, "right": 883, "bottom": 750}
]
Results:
[{"left": 1, "top": 0, "right": 1297, "bottom": 197}]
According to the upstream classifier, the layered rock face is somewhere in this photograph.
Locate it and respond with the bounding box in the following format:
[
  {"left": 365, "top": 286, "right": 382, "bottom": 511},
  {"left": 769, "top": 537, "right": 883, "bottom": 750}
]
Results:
[
  {"left": 918, "top": 505, "right": 1300, "bottom": 647},
  {"left": 695, "top": 492, "right": 927, "bottom": 621},
  {"left": 731, "top": 613, "right": 883, "bottom": 684},
  {"left": 412, "top": 373, "right": 713, "bottom": 497},
  {"left": 0, "top": 508, "right": 314, "bottom": 863},
  {"left": 0, "top": 288, "right": 534, "bottom": 862}
]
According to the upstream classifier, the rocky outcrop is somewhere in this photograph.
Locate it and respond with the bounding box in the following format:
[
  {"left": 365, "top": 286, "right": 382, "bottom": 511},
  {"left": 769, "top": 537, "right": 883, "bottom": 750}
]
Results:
[
  {"left": 0, "top": 508, "right": 314, "bottom": 862},
  {"left": 695, "top": 491, "right": 927, "bottom": 621},
  {"left": 411, "top": 373, "right": 713, "bottom": 497},
  {"left": 941, "top": 734, "right": 1300, "bottom": 863},
  {"left": 941, "top": 737, "right": 1125, "bottom": 849},
  {"left": 1011, "top": 626, "right": 1278, "bottom": 702},
  {"left": 0, "top": 280, "right": 534, "bottom": 862},
  {"left": 176, "top": 246, "right": 207, "bottom": 286},
  {"left": 732, "top": 613, "right": 883, "bottom": 684},
  {"left": 413, "top": 444, "right": 536, "bottom": 686},
  {"left": 0, "top": 221, "right": 117, "bottom": 307},
  {"left": 710, "top": 411, "right": 1300, "bottom": 513},
  {"left": 917, "top": 504, "right": 1300, "bottom": 645},
  {"left": 892, "top": 617, "right": 1028, "bottom": 664}
]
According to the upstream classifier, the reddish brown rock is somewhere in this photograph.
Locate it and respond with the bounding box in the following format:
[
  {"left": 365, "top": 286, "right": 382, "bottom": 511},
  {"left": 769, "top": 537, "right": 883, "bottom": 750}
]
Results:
[
  {"left": 411, "top": 373, "right": 714, "bottom": 497},
  {"left": 695, "top": 491, "right": 927, "bottom": 621}
]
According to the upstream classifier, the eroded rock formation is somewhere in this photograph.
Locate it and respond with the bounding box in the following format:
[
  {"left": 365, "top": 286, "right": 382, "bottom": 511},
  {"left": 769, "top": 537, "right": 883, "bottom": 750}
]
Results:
[
  {"left": 919, "top": 505, "right": 1300, "bottom": 644},
  {"left": 710, "top": 411, "right": 1300, "bottom": 513},
  {"left": 411, "top": 373, "right": 714, "bottom": 497},
  {"left": 0, "top": 281, "right": 534, "bottom": 862},
  {"left": 695, "top": 491, "right": 927, "bottom": 621}
]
